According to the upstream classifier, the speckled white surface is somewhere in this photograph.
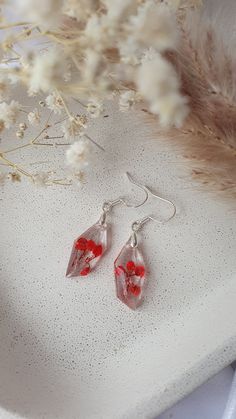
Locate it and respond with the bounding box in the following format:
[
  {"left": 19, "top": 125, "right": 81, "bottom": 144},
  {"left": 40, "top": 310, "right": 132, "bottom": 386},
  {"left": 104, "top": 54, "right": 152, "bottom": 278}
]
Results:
[{"left": 0, "top": 92, "right": 236, "bottom": 419}]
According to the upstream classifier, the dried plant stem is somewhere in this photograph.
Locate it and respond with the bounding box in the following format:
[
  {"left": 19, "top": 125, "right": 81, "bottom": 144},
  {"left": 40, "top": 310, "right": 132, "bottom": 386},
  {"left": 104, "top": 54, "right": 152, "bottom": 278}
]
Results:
[
  {"left": 55, "top": 90, "right": 73, "bottom": 120},
  {"left": 0, "top": 154, "right": 33, "bottom": 178},
  {"left": 0, "top": 109, "right": 72, "bottom": 184},
  {"left": 0, "top": 153, "right": 72, "bottom": 186},
  {"left": 0, "top": 22, "right": 30, "bottom": 30},
  {"left": 72, "top": 98, "right": 86, "bottom": 108},
  {"left": 84, "top": 134, "right": 105, "bottom": 152}
]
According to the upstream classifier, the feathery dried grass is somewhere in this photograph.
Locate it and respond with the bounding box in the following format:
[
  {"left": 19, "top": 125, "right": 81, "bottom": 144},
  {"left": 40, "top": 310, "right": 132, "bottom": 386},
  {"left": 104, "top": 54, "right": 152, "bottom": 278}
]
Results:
[{"left": 151, "top": 4, "right": 236, "bottom": 199}]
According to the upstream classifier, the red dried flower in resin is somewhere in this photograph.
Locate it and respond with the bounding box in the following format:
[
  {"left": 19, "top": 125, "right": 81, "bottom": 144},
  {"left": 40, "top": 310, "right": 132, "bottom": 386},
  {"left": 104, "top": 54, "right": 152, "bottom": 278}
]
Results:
[
  {"left": 75, "top": 237, "right": 87, "bottom": 251},
  {"left": 128, "top": 284, "right": 141, "bottom": 296},
  {"left": 87, "top": 239, "right": 95, "bottom": 251},
  {"left": 114, "top": 242, "right": 146, "bottom": 310},
  {"left": 93, "top": 244, "right": 103, "bottom": 257},
  {"left": 135, "top": 265, "right": 145, "bottom": 277},
  {"left": 66, "top": 222, "right": 109, "bottom": 278},
  {"left": 126, "top": 260, "right": 135, "bottom": 271},
  {"left": 80, "top": 266, "right": 91, "bottom": 276}
]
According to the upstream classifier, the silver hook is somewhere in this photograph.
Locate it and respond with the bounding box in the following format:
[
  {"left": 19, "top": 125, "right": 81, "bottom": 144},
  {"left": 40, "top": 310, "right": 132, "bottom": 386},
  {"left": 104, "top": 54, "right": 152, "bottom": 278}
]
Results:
[
  {"left": 102, "top": 172, "right": 148, "bottom": 210},
  {"left": 129, "top": 183, "right": 177, "bottom": 247},
  {"left": 99, "top": 172, "right": 148, "bottom": 225},
  {"left": 122, "top": 172, "right": 149, "bottom": 208},
  {"left": 132, "top": 185, "right": 176, "bottom": 227}
]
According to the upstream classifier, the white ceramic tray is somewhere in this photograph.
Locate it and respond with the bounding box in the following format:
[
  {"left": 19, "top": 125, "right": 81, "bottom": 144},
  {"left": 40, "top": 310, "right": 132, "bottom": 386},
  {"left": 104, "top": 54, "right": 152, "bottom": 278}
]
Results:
[{"left": 0, "top": 94, "right": 236, "bottom": 419}]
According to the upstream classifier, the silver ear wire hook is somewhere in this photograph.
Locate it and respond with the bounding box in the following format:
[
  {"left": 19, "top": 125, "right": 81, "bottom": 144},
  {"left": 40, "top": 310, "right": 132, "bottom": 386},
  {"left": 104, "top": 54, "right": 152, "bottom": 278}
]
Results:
[
  {"left": 99, "top": 172, "right": 149, "bottom": 225},
  {"left": 123, "top": 172, "right": 149, "bottom": 208},
  {"left": 137, "top": 185, "right": 176, "bottom": 225},
  {"left": 125, "top": 173, "right": 176, "bottom": 224},
  {"left": 128, "top": 181, "right": 177, "bottom": 247}
]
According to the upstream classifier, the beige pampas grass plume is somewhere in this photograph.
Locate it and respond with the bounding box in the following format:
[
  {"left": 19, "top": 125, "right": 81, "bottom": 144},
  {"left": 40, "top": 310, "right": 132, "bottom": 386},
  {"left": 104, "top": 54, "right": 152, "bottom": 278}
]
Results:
[{"left": 152, "top": 1, "right": 236, "bottom": 199}]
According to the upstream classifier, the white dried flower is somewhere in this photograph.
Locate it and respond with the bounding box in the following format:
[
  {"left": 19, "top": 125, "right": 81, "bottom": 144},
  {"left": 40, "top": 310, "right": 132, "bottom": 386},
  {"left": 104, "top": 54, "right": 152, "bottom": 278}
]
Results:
[
  {"left": 16, "top": 130, "right": 24, "bottom": 139},
  {"left": 45, "top": 92, "right": 64, "bottom": 114},
  {"left": 83, "top": 49, "right": 103, "bottom": 84},
  {"left": 104, "top": 0, "right": 137, "bottom": 22},
  {"left": 19, "top": 122, "right": 27, "bottom": 130},
  {"left": 119, "top": 90, "right": 140, "bottom": 111},
  {"left": 130, "top": 1, "right": 178, "bottom": 51},
  {"left": 67, "top": 170, "right": 85, "bottom": 187},
  {"left": 151, "top": 93, "right": 189, "bottom": 128},
  {"left": 85, "top": 15, "right": 113, "bottom": 50},
  {"left": 63, "top": 0, "right": 98, "bottom": 22},
  {"left": 138, "top": 51, "right": 179, "bottom": 100},
  {"left": 136, "top": 51, "right": 188, "bottom": 127},
  {"left": 15, "top": 0, "right": 62, "bottom": 29},
  {"left": 87, "top": 98, "right": 104, "bottom": 118},
  {"left": 28, "top": 108, "right": 40, "bottom": 125},
  {"left": 62, "top": 115, "right": 87, "bottom": 140},
  {"left": 32, "top": 172, "right": 51, "bottom": 187},
  {"left": 19, "top": 54, "right": 32, "bottom": 71},
  {"left": 0, "top": 0, "right": 189, "bottom": 185},
  {"left": 66, "top": 138, "right": 90, "bottom": 170},
  {"left": 28, "top": 48, "right": 66, "bottom": 94},
  {"left": 119, "top": 38, "right": 141, "bottom": 66},
  {"left": 8, "top": 171, "right": 21, "bottom": 182},
  {"left": 0, "top": 100, "right": 20, "bottom": 130}
]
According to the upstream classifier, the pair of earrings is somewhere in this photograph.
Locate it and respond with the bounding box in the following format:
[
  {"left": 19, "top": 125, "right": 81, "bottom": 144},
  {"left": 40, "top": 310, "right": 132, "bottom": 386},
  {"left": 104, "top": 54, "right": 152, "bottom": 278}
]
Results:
[{"left": 66, "top": 173, "right": 176, "bottom": 310}]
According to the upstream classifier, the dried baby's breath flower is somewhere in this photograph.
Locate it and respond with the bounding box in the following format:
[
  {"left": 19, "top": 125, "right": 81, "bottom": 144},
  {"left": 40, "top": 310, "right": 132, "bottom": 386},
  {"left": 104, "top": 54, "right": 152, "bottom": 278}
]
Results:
[
  {"left": 83, "top": 49, "right": 104, "bottom": 86},
  {"left": 45, "top": 92, "right": 64, "bottom": 114},
  {"left": 28, "top": 108, "right": 40, "bottom": 125},
  {"left": 0, "top": 100, "right": 20, "bottom": 130},
  {"left": 32, "top": 172, "right": 51, "bottom": 187},
  {"left": 87, "top": 98, "right": 104, "bottom": 118},
  {"left": 9, "top": 171, "right": 21, "bottom": 182},
  {"left": 16, "top": 130, "right": 24, "bottom": 139},
  {"left": 66, "top": 137, "right": 90, "bottom": 170},
  {"left": 19, "top": 122, "right": 27, "bottom": 131},
  {"left": 84, "top": 14, "right": 114, "bottom": 51},
  {"left": 0, "top": 0, "right": 193, "bottom": 187},
  {"left": 119, "top": 38, "right": 141, "bottom": 66},
  {"left": 62, "top": 115, "right": 87, "bottom": 140},
  {"left": 63, "top": 0, "right": 98, "bottom": 22},
  {"left": 28, "top": 48, "right": 67, "bottom": 95},
  {"left": 136, "top": 50, "right": 188, "bottom": 127},
  {"left": 119, "top": 90, "right": 140, "bottom": 111},
  {"left": 129, "top": 1, "right": 178, "bottom": 51},
  {"left": 104, "top": 0, "right": 137, "bottom": 22},
  {"left": 67, "top": 170, "right": 85, "bottom": 186},
  {"left": 151, "top": 93, "right": 189, "bottom": 128},
  {"left": 15, "top": 0, "right": 63, "bottom": 29}
]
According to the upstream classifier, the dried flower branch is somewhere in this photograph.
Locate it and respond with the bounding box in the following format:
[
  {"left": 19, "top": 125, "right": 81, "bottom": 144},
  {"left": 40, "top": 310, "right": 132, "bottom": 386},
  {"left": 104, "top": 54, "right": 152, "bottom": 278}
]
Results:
[
  {"left": 1, "top": 0, "right": 233, "bottom": 199},
  {"left": 0, "top": 0, "right": 190, "bottom": 186}
]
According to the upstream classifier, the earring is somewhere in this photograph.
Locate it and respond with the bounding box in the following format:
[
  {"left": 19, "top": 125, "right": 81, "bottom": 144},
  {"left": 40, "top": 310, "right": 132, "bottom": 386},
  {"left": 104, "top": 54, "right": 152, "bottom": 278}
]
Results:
[
  {"left": 114, "top": 186, "right": 176, "bottom": 310},
  {"left": 66, "top": 173, "right": 148, "bottom": 278}
]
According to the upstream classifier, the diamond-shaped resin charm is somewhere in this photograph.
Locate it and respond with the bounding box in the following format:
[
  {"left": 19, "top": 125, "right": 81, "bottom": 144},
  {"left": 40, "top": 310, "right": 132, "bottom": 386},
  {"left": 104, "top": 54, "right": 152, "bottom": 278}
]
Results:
[
  {"left": 66, "top": 221, "right": 110, "bottom": 277},
  {"left": 114, "top": 241, "right": 146, "bottom": 310}
]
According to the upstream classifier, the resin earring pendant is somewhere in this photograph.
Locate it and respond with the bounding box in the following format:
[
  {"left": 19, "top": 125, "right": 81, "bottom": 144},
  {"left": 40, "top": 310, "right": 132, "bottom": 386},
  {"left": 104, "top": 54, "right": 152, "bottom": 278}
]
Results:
[
  {"left": 65, "top": 174, "right": 149, "bottom": 279},
  {"left": 114, "top": 236, "right": 146, "bottom": 310},
  {"left": 66, "top": 220, "right": 110, "bottom": 277},
  {"left": 114, "top": 189, "right": 177, "bottom": 309}
]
